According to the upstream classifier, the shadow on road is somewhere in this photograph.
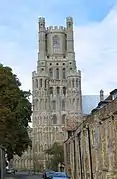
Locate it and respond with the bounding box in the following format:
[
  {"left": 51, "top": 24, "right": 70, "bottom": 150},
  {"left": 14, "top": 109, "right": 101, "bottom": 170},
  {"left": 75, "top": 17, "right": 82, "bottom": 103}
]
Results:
[{"left": 5, "top": 172, "right": 42, "bottom": 179}]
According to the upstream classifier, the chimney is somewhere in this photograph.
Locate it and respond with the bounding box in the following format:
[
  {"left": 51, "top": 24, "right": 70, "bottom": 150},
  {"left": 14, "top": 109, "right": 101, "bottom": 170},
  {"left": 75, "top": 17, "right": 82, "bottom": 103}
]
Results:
[{"left": 100, "top": 89, "right": 104, "bottom": 101}]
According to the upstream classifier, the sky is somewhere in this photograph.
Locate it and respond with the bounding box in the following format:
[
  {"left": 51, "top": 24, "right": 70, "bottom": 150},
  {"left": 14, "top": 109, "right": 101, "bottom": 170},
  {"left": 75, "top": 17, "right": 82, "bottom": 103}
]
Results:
[{"left": 0, "top": 0, "right": 117, "bottom": 95}]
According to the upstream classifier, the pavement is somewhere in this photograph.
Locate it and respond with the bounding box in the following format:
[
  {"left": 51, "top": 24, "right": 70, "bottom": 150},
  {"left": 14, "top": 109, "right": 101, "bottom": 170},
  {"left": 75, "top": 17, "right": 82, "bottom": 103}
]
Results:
[{"left": 5, "top": 171, "right": 42, "bottom": 179}]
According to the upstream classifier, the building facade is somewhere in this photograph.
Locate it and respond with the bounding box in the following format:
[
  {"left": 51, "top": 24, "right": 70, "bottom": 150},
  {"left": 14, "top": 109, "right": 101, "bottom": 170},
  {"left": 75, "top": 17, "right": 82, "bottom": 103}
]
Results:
[
  {"left": 32, "top": 17, "right": 82, "bottom": 168},
  {"left": 64, "top": 90, "right": 117, "bottom": 179}
]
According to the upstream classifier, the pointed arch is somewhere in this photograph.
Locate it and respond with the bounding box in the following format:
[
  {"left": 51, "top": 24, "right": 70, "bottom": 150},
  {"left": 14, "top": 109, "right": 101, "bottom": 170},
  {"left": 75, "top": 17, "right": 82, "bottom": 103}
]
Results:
[
  {"left": 62, "top": 99, "right": 65, "bottom": 111},
  {"left": 52, "top": 100, "right": 56, "bottom": 110},
  {"left": 63, "top": 87, "right": 66, "bottom": 95},
  {"left": 56, "top": 68, "right": 59, "bottom": 79},
  {"left": 52, "top": 114, "right": 57, "bottom": 124},
  {"left": 40, "top": 79, "right": 42, "bottom": 87},
  {"left": 35, "top": 79, "right": 38, "bottom": 88},
  {"left": 76, "top": 78, "right": 78, "bottom": 88},
  {"left": 62, "top": 68, "right": 66, "bottom": 79},
  {"left": 72, "top": 79, "right": 74, "bottom": 88},
  {"left": 49, "top": 68, "right": 53, "bottom": 78},
  {"left": 62, "top": 114, "right": 66, "bottom": 124},
  {"left": 49, "top": 87, "right": 53, "bottom": 95}
]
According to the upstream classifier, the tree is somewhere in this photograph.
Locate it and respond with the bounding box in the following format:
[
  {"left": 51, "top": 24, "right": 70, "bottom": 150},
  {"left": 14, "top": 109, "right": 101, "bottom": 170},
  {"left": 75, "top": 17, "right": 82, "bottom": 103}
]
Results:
[
  {"left": 0, "top": 64, "right": 32, "bottom": 160},
  {"left": 45, "top": 142, "right": 64, "bottom": 171}
]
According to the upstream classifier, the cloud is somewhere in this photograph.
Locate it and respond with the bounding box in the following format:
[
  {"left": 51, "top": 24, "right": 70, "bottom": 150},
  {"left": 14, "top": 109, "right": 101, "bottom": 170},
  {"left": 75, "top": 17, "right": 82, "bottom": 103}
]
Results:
[
  {"left": 74, "top": 5, "right": 117, "bottom": 95},
  {"left": 0, "top": 1, "right": 117, "bottom": 96}
]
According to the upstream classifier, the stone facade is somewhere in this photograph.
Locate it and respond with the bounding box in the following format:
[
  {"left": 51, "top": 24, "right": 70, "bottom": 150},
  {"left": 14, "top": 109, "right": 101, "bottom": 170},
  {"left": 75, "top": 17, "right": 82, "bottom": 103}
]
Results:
[
  {"left": 32, "top": 17, "right": 82, "bottom": 168},
  {"left": 64, "top": 93, "right": 117, "bottom": 179},
  {"left": 13, "top": 127, "right": 33, "bottom": 171}
]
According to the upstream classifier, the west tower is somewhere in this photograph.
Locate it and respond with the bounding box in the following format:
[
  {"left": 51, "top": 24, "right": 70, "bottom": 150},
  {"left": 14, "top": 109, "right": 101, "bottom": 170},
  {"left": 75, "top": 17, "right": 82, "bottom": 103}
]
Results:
[{"left": 32, "top": 17, "right": 82, "bottom": 169}]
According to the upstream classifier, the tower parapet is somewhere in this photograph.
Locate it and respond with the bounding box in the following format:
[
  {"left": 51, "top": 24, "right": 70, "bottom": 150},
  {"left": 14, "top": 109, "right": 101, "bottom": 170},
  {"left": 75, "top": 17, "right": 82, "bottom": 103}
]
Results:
[
  {"left": 32, "top": 71, "right": 37, "bottom": 77},
  {"left": 46, "top": 26, "right": 66, "bottom": 33}
]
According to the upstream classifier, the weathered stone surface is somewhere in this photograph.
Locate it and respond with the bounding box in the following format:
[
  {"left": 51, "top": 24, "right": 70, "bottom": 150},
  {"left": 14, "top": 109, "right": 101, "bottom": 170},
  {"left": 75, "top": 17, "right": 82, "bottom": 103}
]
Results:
[{"left": 64, "top": 100, "right": 117, "bottom": 179}]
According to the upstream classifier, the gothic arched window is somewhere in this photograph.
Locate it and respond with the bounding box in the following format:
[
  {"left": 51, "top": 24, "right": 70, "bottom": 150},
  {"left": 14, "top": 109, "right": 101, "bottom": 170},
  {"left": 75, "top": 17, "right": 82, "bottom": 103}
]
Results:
[
  {"left": 45, "top": 79, "right": 47, "bottom": 88},
  {"left": 63, "top": 87, "right": 66, "bottom": 95},
  {"left": 53, "top": 114, "right": 57, "bottom": 124},
  {"left": 40, "top": 79, "right": 42, "bottom": 88},
  {"left": 52, "top": 100, "right": 56, "bottom": 111},
  {"left": 72, "top": 79, "right": 74, "bottom": 88},
  {"left": 56, "top": 68, "right": 59, "bottom": 79},
  {"left": 53, "top": 35, "right": 60, "bottom": 53},
  {"left": 76, "top": 78, "right": 78, "bottom": 88},
  {"left": 62, "top": 114, "right": 66, "bottom": 124},
  {"left": 49, "top": 68, "right": 53, "bottom": 78},
  {"left": 35, "top": 79, "right": 38, "bottom": 88},
  {"left": 62, "top": 99, "right": 65, "bottom": 111},
  {"left": 62, "top": 68, "right": 66, "bottom": 79},
  {"left": 49, "top": 87, "right": 53, "bottom": 95}
]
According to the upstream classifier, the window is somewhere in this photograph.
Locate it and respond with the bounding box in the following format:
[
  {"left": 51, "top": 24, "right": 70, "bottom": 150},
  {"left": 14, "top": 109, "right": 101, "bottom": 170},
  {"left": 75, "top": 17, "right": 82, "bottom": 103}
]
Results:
[
  {"left": 62, "top": 68, "right": 66, "bottom": 79},
  {"left": 45, "top": 79, "right": 47, "bottom": 88},
  {"left": 45, "top": 99, "right": 47, "bottom": 110},
  {"left": 53, "top": 35, "right": 60, "bottom": 53},
  {"left": 53, "top": 114, "right": 57, "bottom": 124},
  {"left": 72, "top": 79, "right": 74, "bottom": 88},
  {"left": 76, "top": 78, "right": 78, "bottom": 88},
  {"left": 62, "top": 114, "right": 66, "bottom": 124},
  {"left": 52, "top": 100, "right": 56, "bottom": 111},
  {"left": 63, "top": 87, "right": 66, "bottom": 95},
  {"left": 73, "top": 98, "right": 75, "bottom": 103},
  {"left": 77, "top": 99, "right": 79, "bottom": 107},
  {"left": 62, "top": 100, "right": 65, "bottom": 111},
  {"left": 40, "top": 79, "right": 42, "bottom": 88},
  {"left": 35, "top": 79, "right": 38, "bottom": 88},
  {"left": 57, "top": 87, "right": 60, "bottom": 94},
  {"left": 49, "top": 87, "right": 53, "bottom": 95},
  {"left": 49, "top": 68, "right": 53, "bottom": 78},
  {"left": 40, "top": 99, "right": 43, "bottom": 110},
  {"left": 56, "top": 68, "right": 59, "bottom": 79}
]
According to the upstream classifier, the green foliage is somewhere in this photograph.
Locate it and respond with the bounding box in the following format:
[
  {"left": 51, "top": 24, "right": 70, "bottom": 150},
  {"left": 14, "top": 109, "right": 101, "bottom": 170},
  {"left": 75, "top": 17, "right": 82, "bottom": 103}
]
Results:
[
  {"left": 45, "top": 142, "right": 64, "bottom": 171},
  {"left": 0, "top": 64, "right": 32, "bottom": 160}
]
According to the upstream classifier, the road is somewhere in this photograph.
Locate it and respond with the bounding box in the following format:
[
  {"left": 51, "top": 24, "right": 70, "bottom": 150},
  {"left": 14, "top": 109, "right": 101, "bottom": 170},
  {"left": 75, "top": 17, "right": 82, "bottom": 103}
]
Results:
[{"left": 5, "top": 172, "right": 42, "bottom": 179}]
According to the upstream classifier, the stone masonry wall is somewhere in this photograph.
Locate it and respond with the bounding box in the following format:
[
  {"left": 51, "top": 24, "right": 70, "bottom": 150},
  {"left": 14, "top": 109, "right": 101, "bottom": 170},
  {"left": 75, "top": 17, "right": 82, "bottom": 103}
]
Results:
[{"left": 64, "top": 100, "right": 117, "bottom": 179}]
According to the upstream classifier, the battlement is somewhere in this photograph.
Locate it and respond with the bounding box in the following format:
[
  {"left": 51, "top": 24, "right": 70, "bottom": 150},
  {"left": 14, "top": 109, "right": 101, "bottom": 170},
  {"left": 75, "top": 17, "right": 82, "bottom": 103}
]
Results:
[
  {"left": 66, "top": 16, "right": 73, "bottom": 22},
  {"left": 78, "top": 70, "right": 81, "bottom": 76},
  {"left": 38, "top": 17, "right": 45, "bottom": 22},
  {"left": 32, "top": 71, "right": 37, "bottom": 77},
  {"left": 46, "top": 26, "right": 66, "bottom": 32}
]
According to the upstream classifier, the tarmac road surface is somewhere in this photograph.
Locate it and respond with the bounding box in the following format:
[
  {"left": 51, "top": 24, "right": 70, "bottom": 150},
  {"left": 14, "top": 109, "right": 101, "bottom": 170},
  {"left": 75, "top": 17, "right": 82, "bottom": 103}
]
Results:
[{"left": 5, "top": 171, "right": 42, "bottom": 179}]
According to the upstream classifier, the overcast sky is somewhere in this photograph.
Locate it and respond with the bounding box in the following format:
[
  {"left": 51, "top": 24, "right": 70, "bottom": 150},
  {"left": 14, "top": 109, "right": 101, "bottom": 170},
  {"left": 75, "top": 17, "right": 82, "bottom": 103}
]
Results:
[{"left": 0, "top": 0, "right": 117, "bottom": 95}]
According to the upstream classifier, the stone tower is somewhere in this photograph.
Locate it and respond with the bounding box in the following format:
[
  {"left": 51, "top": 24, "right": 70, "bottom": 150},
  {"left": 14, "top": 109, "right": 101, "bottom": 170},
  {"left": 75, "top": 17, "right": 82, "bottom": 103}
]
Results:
[{"left": 32, "top": 17, "right": 82, "bottom": 168}]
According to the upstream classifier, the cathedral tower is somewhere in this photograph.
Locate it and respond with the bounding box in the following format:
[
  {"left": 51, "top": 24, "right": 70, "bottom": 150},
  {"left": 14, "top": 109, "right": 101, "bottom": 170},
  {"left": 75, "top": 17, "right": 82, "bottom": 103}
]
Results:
[{"left": 32, "top": 17, "right": 82, "bottom": 168}]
